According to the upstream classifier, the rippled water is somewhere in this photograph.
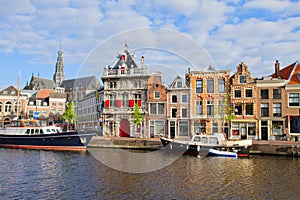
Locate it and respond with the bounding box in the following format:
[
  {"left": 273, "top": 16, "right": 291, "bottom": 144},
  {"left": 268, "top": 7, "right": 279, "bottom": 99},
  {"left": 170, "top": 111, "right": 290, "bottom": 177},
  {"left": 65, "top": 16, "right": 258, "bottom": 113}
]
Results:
[{"left": 1, "top": 148, "right": 300, "bottom": 200}]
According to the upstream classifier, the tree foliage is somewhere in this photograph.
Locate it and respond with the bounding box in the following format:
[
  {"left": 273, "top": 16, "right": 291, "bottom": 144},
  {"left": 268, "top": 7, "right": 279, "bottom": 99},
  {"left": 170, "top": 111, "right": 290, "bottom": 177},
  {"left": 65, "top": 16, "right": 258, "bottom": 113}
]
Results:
[
  {"left": 62, "top": 101, "right": 78, "bottom": 130},
  {"left": 133, "top": 103, "right": 144, "bottom": 126}
]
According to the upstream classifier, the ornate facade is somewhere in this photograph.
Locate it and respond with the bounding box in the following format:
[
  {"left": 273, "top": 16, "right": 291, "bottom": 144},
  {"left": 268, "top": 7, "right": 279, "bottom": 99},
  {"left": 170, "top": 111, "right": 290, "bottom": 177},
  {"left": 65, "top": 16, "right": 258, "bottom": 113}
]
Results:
[{"left": 101, "top": 44, "right": 149, "bottom": 137}]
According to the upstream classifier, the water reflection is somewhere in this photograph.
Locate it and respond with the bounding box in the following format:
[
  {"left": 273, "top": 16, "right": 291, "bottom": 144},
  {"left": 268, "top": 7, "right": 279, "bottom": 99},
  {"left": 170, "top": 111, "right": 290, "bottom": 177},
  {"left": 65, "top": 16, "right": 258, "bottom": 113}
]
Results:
[{"left": 1, "top": 148, "right": 300, "bottom": 199}]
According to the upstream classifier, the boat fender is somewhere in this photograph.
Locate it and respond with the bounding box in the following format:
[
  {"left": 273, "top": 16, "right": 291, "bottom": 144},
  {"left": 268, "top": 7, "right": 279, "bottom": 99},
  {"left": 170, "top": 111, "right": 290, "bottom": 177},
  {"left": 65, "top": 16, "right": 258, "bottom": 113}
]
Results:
[
  {"left": 170, "top": 144, "right": 172, "bottom": 150},
  {"left": 197, "top": 145, "right": 200, "bottom": 152},
  {"left": 186, "top": 144, "right": 189, "bottom": 150}
]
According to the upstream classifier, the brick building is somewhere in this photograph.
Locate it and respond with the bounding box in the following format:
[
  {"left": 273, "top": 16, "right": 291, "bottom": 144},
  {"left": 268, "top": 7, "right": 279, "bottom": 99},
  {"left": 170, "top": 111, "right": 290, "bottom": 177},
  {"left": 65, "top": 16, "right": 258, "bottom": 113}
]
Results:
[
  {"left": 186, "top": 65, "right": 231, "bottom": 135},
  {"left": 167, "top": 76, "right": 190, "bottom": 138},
  {"left": 229, "top": 62, "right": 258, "bottom": 140},
  {"left": 146, "top": 72, "right": 167, "bottom": 138}
]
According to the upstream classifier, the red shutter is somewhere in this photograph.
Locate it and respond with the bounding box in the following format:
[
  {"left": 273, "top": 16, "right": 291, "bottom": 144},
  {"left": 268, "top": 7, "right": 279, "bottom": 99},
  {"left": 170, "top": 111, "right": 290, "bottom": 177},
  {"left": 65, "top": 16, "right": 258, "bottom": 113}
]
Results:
[
  {"left": 105, "top": 100, "right": 110, "bottom": 108},
  {"left": 129, "top": 99, "right": 134, "bottom": 107},
  {"left": 137, "top": 99, "right": 142, "bottom": 106},
  {"left": 117, "top": 100, "right": 122, "bottom": 107}
]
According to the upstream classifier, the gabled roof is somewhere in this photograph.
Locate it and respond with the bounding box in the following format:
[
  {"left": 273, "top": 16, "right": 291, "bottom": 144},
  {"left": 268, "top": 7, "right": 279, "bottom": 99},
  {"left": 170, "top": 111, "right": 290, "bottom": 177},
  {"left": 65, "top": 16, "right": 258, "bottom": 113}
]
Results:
[
  {"left": 272, "top": 61, "right": 300, "bottom": 85},
  {"left": 24, "top": 75, "right": 55, "bottom": 90},
  {"left": 110, "top": 44, "right": 138, "bottom": 69},
  {"left": 169, "top": 76, "right": 189, "bottom": 89},
  {"left": 0, "top": 85, "right": 18, "bottom": 96},
  {"left": 204, "top": 64, "right": 217, "bottom": 72},
  {"left": 61, "top": 76, "right": 100, "bottom": 91}
]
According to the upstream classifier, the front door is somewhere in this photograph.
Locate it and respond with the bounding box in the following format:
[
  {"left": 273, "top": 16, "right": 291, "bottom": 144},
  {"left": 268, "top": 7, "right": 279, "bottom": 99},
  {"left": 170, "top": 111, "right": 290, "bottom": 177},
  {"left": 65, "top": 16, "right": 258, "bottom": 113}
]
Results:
[
  {"left": 170, "top": 121, "right": 176, "bottom": 138},
  {"left": 261, "top": 127, "right": 268, "bottom": 140},
  {"left": 119, "top": 119, "right": 130, "bottom": 137}
]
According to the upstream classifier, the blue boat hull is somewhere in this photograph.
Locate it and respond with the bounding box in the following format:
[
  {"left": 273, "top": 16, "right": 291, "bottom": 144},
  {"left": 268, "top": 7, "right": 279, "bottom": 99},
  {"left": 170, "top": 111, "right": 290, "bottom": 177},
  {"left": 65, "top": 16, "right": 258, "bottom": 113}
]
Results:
[{"left": 0, "top": 131, "right": 94, "bottom": 151}]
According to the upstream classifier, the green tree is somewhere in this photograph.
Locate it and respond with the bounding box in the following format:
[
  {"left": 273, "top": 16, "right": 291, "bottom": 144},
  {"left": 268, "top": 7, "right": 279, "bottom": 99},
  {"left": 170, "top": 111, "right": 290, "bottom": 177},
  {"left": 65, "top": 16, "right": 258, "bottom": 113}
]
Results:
[
  {"left": 62, "top": 101, "right": 78, "bottom": 131},
  {"left": 132, "top": 103, "right": 144, "bottom": 137}
]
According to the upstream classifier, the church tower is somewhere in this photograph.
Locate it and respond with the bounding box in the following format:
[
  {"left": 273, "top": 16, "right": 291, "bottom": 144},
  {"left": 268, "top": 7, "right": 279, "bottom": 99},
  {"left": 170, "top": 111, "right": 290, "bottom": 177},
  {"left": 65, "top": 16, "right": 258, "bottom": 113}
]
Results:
[{"left": 53, "top": 46, "right": 65, "bottom": 86}]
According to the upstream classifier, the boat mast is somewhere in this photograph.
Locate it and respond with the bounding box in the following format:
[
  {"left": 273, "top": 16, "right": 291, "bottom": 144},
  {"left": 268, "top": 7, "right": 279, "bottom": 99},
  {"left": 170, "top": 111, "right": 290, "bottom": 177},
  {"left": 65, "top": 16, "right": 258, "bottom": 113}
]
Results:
[{"left": 16, "top": 72, "right": 20, "bottom": 119}]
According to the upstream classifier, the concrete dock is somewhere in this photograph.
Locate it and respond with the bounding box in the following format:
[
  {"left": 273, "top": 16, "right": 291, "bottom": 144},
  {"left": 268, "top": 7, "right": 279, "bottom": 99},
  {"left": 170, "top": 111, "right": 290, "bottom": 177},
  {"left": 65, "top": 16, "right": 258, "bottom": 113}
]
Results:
[{"left": 88, "top": 136, "right": 300, "bottom": 156}]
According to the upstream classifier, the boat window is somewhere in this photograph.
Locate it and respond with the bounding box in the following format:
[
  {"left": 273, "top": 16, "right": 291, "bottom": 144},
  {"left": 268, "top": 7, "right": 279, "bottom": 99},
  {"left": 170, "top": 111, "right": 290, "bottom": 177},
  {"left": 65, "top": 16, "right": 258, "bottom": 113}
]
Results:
[
  {"left": 31, "top": 129, "right": 34, "bottom": 134},
  {"left": 35, "top": 129, "right": 39, "bottom": 134},
  {"left": 194, "top": 136, "right": 201, "bottom": 142},
  {"left": 40, "top": 129, "right": 44, "bottom": 134},
  {"left": 202, "top": 137, "right": 208, "bottom": 144},
  {"left": 24, "top": 121, "right": 29, "bottom": 126},
  {"left": 209, "top": 137, "right": 218, "bottom": 145},
  {"left": 46, "top": 129, "right": 51, "bottom": 133},
  {"left": 26, "top": 129, "right": 30, "bottom": 134}
]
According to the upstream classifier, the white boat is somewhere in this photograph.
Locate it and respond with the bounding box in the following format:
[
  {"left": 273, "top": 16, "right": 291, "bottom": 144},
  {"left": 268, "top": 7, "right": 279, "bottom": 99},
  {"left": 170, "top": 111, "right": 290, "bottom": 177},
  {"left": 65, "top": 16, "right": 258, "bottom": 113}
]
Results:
[{"left": 160, "top": 133, "right": 252, "bottom": 157}]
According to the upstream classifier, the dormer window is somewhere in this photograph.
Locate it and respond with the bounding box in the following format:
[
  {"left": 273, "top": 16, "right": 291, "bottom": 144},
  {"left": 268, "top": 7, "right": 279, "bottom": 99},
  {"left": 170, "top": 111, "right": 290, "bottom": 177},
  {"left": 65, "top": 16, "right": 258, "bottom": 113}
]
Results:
[{"left": 239, "top": 75, "right": 247, "bottom": 83}]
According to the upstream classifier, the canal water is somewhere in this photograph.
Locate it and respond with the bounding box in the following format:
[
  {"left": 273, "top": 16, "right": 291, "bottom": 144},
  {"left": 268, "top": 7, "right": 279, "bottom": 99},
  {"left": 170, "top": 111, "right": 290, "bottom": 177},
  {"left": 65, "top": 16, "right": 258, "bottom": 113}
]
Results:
[{"left": 1, "top": 147, "right": 300, "bottom": 200}]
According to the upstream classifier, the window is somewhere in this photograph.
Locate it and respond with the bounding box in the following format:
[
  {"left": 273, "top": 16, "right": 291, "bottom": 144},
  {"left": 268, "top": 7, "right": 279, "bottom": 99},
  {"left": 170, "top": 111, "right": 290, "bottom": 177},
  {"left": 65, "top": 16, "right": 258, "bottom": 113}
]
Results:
[
  {"left": 0, "top": 102, "right": 2, "bottom": 112},
  {"left": 239, "top": 75, "right": 247, "bottom": 83},
  {"left": 150, "top": 103, "right": 165, "bottom": 115},
  {"left": 234, "top": 104, "right": 242, "bottom": 115},
  {"left": 261, "top": 89, "right": 269, "bottom": 99},
  {"left": 207, "top": 100, "right": 214, "bottom": 116},
  {"left": 179, "top": 121, "right": 189, "bottom": 136},
  {"left": 154, "top": 91, "right": 160, "bottom": 99},
  {"left": 42, "top": 111, "right": 47, "bottom": 117},
  {"left": 273, "top": 103, "right": 281, "bottom": 117},
  {"left": 176, "top": 81, "right": 182, "bottom": 88},
  {"left": 4, "top": 102, "right": 12, "bottom": 113},
  {"left": 172, "top": 95, "right": 177, "bottom": 103},
  {"left": 290, "top": 116, "right": 300, "bottom": 133},
  {"left": 273, "top": 89, "right": 281, "bottom": 99},
  {"left": 58, "top": 108, "right": 63, "bottom": 115},
  {"left": 212, "top": 122, "right": 218, "bottom": 134},
  {"left": 196, "top": 80, "right": 203, "bottom": 93},
  {"left": 110, "top": 94, "right": 117, "bottom": 107},
  {"left": 172, "top": 108, "right": 177, "bottom": 118},
  {"left": 261, "top": 103, "right": 269, "bottom": 117},
  {"left": 134, "top": 94, "right": 141, "bottom": 105},
  {"left": 289, "top": 93, "right": 300, "bottom": 106},
  {"left": 246, "top": 103, "right": 253, "bottom": 115},
  {"left": 50, "top": 107, "right": 56, "bottom": 115},
  {"left": 194, "top": 122, "right": 200, "bottom": 134},
  {"left": 122, "top": 94, "right": 129, "bottom": 107},
  {"left": 196, "top": 100, "right": 203, "bottom": 115},
  {"left": 182, "top": 108, "right": 188, "bottom": 118},
  {"left": 218, "top": 100, "right": 224, "bottom": 116},
  {"left": 181, "top": 94, "right": 187, "bottom": 103},
  {"left": 234, "top": 90, "right": 241, "bottom": 98},
  {"left": 150, "top": 121, "right": 165, "bottom": 136},
  {"left": 245, "top": 89, "right": 252, "bottom": 97},
  {"left": 218, "top": 78, "right": 225, "bottom": 93},
  {"left": 207, "top": 79, "right": 214, "bottom": 93}
]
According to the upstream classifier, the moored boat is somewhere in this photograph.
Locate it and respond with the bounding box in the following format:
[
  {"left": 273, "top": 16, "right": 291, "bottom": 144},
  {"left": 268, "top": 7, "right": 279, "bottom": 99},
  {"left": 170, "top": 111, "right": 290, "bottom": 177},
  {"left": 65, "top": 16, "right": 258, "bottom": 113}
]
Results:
[
  {"left": 160, "top": 133, "right": 252, "bottom": 158},
  {"left": 0, "top": 119, "right": 95, "bottom": 151}
]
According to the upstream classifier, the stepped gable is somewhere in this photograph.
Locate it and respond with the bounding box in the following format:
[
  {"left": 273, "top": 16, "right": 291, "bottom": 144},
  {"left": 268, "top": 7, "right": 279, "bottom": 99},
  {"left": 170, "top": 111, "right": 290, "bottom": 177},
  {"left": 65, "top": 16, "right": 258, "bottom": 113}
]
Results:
[{"left": 111, "top": 43, "right": 138, "bottom": 69}]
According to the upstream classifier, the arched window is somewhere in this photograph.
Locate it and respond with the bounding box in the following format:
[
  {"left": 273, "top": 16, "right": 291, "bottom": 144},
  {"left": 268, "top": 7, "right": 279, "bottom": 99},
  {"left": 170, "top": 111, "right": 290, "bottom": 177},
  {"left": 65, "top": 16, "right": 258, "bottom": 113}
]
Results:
[
  {"left": 4, "top": 101, "right": 12, "bottom": 113},
  {"left": 0, "top": 102, "right": 2, "bottom": 112}
]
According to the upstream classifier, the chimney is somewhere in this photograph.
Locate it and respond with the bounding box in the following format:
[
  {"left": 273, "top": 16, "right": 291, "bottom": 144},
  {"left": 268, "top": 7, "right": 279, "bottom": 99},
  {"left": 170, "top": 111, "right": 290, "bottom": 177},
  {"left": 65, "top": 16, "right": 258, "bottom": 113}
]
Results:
[
  {"left": 141, "top": 56, "right": 144, "bottom": 68},
  {"left": 275, "top": 60, "right": 280, "bottom": 78}
]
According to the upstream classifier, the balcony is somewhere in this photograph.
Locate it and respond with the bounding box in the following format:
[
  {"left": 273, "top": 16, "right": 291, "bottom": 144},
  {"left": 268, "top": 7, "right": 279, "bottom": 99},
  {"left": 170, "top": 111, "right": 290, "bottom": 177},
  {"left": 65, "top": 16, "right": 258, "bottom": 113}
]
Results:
[{"left": 103, "top": 67, "right": 149, "bottom": 78}]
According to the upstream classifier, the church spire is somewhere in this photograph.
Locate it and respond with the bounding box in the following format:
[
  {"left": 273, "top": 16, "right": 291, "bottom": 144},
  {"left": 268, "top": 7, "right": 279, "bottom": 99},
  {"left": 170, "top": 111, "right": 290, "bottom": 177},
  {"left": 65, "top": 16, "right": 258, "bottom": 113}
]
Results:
[{"left": 53, "top": 45, "right": 65, "bottom": 86}]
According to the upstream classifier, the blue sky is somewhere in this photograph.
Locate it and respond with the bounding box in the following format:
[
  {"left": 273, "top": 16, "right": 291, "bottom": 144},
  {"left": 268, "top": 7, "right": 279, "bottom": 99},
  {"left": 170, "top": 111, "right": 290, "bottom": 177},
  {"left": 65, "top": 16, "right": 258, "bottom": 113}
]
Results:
[{"left": 1, "top": 0, "right": 300, "bottom": 89}]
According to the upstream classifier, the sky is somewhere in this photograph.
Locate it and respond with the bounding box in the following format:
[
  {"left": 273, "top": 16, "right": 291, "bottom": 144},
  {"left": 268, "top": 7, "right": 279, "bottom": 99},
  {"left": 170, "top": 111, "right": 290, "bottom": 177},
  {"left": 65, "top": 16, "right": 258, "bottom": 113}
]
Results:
[{"left": 0, "top": 0, "right": 300, "bottom": 89}]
